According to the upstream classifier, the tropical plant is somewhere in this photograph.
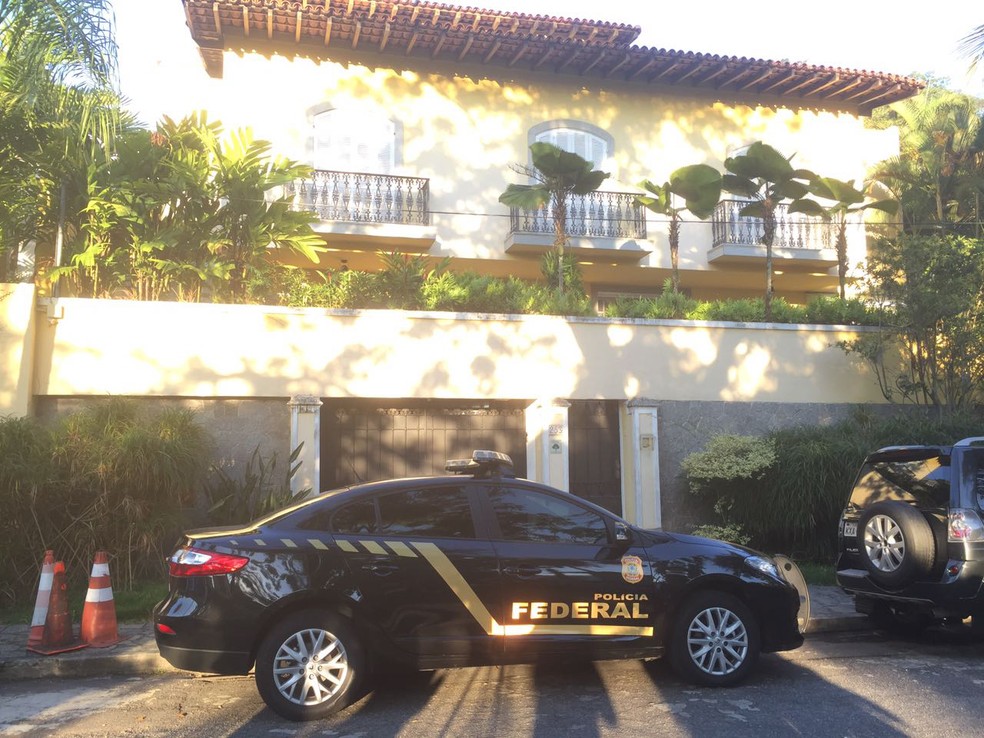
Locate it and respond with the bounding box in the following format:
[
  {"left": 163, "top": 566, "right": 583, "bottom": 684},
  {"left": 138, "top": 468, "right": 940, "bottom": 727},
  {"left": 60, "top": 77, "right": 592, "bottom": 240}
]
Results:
[
  {"left": 721, "top": 142, "right": 824, "bottom": 320},
  {"left": 808, "top": 177, "right": 898, "bottom": 299},
  {"left": 0, "top": 0, "right": 121, "bottom": 283},
  {"left": 499, "top": 142, "right": 608, "bottom": 292},
  {"left": 203, "top": 443, "right": 307, "bottom": 526},
  {"left": 959, "top": 23, "right": 984, "bottom": 72},
  {"left": 867, "top": 83, "right": 984, "bottom": 234},
  {"left": 841, "top": 234, "right": 984, "bottom": 413},
  {"left": 52, "top": 113, "right": 325, "bottom": 302},
  {"left": 635, "top": 165, "right": 722, "bottom": 292}
]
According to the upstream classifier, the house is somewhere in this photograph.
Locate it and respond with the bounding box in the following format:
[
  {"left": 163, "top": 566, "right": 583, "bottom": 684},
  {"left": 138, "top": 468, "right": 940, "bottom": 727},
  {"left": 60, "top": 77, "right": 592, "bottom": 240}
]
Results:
[{"left": 1, "top": 0, "right": 921, "bottom": 530}]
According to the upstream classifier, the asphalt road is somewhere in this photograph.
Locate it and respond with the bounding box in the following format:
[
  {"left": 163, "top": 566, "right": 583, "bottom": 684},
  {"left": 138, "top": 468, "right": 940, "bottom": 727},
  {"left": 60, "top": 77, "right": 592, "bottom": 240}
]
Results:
[{"left": 2, "top": 626, "right": 984, "bottom": 737}]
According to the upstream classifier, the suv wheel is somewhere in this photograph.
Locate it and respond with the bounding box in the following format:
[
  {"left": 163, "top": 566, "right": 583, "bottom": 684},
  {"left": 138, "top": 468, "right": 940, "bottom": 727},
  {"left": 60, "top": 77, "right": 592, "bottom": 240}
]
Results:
[
  {"left": 255, "top": 610, "right": 366, "bottom": 722},
  {"left": 857, "top": 501, "right": 936, "bottom": 588}
]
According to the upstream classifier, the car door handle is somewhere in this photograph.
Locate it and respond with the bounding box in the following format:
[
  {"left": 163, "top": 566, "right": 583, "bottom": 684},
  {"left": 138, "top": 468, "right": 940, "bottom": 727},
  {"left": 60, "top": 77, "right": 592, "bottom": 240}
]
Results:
[
  {"left": 363, "top": 562, "right": 399, "bottom": 576},
  {"left": 503, "top": 566, "right": 540, "bottom": 579}
]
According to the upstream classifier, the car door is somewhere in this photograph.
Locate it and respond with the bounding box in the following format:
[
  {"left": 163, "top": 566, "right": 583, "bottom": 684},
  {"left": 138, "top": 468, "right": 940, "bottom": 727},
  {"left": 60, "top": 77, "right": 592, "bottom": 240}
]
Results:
[
  {"left": 482, "top": 483, "right": 660, "bottom": 662},
  {"left": 330, "top": 483, "right": 501, "bottom": 668}
]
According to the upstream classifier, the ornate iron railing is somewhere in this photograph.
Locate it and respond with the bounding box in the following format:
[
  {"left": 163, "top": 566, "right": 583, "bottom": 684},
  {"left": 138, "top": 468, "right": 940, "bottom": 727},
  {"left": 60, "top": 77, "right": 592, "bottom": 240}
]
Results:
[
  {"left": 286, "top": 170, "right": 430, "bottom": 225},
  {"left": 508, "top": 191, "right": 647, "bottom": 239},
  {"left": 712, "top": 199, "right": 832, "bottom": 250}
]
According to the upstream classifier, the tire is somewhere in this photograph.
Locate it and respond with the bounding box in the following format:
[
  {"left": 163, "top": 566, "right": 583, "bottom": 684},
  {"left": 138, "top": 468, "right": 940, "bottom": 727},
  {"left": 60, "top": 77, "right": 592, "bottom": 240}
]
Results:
[
  {"left": 856, "top": 501, "right": 936, "bottom": 589},
  {"left": 255, "top": 609, "right": 366, "bottom": 722},
  {"left": 669, "top": 591, "right": 760, "bottom": 687}
]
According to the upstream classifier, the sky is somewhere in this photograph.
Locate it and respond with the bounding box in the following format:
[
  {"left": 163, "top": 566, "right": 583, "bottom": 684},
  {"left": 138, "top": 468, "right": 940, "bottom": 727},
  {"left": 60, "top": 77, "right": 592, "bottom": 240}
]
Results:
[{"left": 114, "top": 0, "right": 984, "bottom": 127}]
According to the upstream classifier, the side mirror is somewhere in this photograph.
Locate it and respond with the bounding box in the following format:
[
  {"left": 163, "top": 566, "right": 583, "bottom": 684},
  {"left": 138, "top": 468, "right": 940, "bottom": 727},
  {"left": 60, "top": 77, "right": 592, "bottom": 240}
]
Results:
[{"left": 615, "top": 522, "right": 630, "bottom": 542}]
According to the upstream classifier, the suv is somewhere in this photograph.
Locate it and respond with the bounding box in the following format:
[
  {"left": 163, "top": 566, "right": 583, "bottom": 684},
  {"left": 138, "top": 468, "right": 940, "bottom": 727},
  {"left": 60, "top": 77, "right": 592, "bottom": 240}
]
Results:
[
  {"left": 836, "top": 437, "right": 984, "bottom": 632},
  {"left": 156, "top": 450, "right": 802, "bottom": 721}
]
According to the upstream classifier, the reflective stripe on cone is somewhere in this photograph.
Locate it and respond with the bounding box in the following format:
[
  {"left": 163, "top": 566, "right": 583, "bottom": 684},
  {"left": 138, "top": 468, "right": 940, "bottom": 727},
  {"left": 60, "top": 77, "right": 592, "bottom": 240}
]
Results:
[
  {"left": 26, "top": 550, "right": 56, "bottom": 651},
  {"left": 80, "top": 551, "right": 119, "bottom": 647}
]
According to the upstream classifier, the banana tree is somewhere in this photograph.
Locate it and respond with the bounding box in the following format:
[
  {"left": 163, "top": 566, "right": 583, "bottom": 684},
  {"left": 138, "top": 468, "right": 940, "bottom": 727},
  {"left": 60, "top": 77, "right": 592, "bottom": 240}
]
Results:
[
  {"left": 809, "top": 177, "right": 899, "bottom": 299},
  {"left": 636, "top": 164, "right": 722, "bottom": 292},
  {"left": 722, "top": 142, "right": 824, "bottom": 320},
  {"left": 499, "top": 142, "right": 608, "bottom": 292}
]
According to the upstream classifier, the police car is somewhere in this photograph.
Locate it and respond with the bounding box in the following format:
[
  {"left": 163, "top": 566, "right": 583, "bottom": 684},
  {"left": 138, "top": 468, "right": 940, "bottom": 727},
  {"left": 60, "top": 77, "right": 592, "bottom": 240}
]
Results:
[{"left": 154, "top": 451, "right": 803, "bottom": 721}]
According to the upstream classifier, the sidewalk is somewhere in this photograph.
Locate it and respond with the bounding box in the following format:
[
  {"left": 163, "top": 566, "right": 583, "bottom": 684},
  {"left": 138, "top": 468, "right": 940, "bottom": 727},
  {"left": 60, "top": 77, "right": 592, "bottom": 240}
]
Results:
[{"left": 0, "top": 586, "right": 864, "bottom": 682}]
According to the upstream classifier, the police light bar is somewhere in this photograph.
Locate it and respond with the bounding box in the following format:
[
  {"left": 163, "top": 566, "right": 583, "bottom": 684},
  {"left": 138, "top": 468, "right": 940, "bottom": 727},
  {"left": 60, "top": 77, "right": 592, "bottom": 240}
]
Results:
[{"left": 445, "top": 450, "right": 514, "bottom": 476}]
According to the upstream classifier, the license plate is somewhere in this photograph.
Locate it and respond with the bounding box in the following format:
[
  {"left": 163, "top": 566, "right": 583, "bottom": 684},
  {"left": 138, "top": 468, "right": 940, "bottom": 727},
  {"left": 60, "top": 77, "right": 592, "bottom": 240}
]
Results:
[{"left": 843, "top": 522, "right": 857, "bottom": 538}]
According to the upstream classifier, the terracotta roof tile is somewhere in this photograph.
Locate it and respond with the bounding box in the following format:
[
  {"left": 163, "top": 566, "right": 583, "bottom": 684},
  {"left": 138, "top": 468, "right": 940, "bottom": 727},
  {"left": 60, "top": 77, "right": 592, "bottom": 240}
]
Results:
[{"left": 181, "top": 0, "right": 923, "bottom": 113}]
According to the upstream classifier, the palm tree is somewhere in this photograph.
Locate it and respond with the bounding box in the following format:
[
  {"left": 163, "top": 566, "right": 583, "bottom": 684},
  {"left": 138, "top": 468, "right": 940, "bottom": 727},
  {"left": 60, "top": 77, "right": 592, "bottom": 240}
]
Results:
[
  {"left": 499, "top": 142, "right": 608, "bottom": 292},
  {"left": 721, "top": 142, "right": 823, "bottom": 321},
  {"left": 959, "top": 23, "right": 984, "bottom": 71},
  {"left": 0, "top": 0, "right": 120, "bottom": 282},
  {"left": 635, "top": 165, "right": 722, "bottom": 293},
  {"left": 808, "top": 177, "right": 898, "bottom": 299},
  {"left": 867, "top": 84, "right": 984, "bottom": 234}
]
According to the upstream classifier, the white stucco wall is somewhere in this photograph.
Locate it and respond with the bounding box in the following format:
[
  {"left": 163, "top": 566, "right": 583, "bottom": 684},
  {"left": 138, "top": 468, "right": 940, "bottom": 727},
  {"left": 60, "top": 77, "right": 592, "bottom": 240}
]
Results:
[{"left": 31, "top": 298, "right": 884, "bottom": 405}]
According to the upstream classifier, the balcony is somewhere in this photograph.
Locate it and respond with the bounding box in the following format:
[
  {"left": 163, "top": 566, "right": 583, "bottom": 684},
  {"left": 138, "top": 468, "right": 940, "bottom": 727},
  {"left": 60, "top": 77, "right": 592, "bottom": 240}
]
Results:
[
  {"left": 286, "top": 170, "right": 436, "bottom": 252},
  {"left": 709, "top": 200, "right": 836, "bottom": 269},
  {"left": 505, "top": 191, "right": 652, "bottom": 261}
]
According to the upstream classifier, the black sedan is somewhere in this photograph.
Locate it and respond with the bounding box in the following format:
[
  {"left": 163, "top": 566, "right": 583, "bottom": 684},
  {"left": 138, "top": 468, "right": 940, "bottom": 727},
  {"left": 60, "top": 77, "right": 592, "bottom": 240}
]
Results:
[{"left": 154, "top": 450, "right": 803, "bottom": 721}]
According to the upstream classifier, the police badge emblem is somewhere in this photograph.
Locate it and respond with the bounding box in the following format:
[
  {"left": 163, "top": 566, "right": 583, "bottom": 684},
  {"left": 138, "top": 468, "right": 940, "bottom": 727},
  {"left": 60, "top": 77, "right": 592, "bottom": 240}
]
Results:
[{"left": 621, "top": 555, "right": 644, "bottom": 584}]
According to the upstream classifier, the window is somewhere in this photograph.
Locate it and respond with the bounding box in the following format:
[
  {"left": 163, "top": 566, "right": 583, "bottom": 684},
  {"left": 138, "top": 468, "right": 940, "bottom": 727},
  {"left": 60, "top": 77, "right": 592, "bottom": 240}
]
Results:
[
  {"left": 376, "top": 487, "right": 476, "bottom": 539},
  {"left": 331, "top": 500, "right": 378, "bottom": 535},
  {"left": 313, "top": 108, "right": 397, "bottom": 173},
  {"left": 488, "top": 487, "right": 609, "bottom": 545},
  {"left": 530, "top": 121, "right": 612, "bottom": 170}
]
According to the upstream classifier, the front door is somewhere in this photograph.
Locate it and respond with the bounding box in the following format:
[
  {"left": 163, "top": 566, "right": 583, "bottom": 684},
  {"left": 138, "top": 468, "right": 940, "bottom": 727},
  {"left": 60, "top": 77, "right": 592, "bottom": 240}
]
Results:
[
  {"left": 481, "top": 483, "right": 658, "bottom": 662},
  {"left": 331, "top": 483, "right": 500, "bottom": 668}
]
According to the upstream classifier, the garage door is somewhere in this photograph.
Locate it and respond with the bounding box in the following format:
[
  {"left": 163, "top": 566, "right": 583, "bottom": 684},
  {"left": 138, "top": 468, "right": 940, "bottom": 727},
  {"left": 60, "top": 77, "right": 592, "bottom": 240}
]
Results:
[{"left": 321, "top": 399, "right": 529, "bottom": 489}]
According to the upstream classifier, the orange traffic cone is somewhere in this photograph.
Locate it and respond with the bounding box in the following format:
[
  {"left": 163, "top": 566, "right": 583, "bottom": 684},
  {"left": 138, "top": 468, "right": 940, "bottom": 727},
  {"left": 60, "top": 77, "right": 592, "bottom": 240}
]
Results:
[
  {"left": 80, "top": 551, "right": 119, "bottom": 647},
  {"left": 28, "top": 560, "right": 87, "bottom": 655},
  {"left": 26, "top": 550, "right": 56, "bottom": 651}
]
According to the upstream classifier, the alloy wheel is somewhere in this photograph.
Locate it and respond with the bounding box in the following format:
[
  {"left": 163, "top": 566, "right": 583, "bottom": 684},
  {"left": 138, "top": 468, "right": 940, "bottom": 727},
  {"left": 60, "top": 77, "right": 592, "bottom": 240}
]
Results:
[
  {"left": 863, "top": 514, "right": 905, "bottom": 573},
  {"left": 685, "top": 606, "right": 749, "bottom": 676},
  {"left": 272, "top": 627, "right": 350, "bottom": 706}
]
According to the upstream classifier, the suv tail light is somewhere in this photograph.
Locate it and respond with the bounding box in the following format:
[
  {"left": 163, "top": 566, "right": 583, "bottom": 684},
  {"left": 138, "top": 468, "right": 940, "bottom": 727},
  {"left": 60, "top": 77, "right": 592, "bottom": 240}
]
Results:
[
  {"left": 947, "top": 508, "right": 984, "bottom": 542},
  {"left": 169, "top": 546, "right": 250, "bottom": 577}
]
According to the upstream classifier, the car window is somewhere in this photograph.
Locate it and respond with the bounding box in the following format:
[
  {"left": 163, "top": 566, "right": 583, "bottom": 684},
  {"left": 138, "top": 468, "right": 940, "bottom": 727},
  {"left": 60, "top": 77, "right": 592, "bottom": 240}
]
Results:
[
  {"left": 488, "top": 486, "right": 609, "bottom": 545},
  {"left": 849, "top": 457, "right": 951, "bottom": 508},
  {"left": 376, "top": 487, "right": 476, "bottom": 539},
  {"left": 331, "top": 499, "right": 378, "bottom": 535}
]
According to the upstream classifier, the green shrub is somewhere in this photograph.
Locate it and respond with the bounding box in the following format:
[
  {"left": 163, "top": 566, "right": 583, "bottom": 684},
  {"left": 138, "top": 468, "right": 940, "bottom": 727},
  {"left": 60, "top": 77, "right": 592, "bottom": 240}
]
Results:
[
  {"left": 203, "top": 444, "right": 305, "bottom": 526},
  {"left": 702, "top": 298, "right": 764, "bottom": 323},
  {"left": 804, "top": 296, "right": 875, "bottom": 326},
  {"left": 0, "top": 400, "right": 212, "bottom": 605},
  {"left": 681, "top": 411, "right": 984, "bottom": 561},
  {"left": 690, "top": 523, "right": 752, "bottom": 547}
]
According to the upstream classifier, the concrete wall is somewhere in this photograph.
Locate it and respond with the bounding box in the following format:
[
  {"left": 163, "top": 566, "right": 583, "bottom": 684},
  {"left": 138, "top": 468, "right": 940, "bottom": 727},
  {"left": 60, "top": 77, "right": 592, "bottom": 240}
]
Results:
[
  {"left": 0, "top": 283, "right": 37, "bottom": 418},
  {"left": 32, "top": 297, "right": 885, "bottom": 404}
]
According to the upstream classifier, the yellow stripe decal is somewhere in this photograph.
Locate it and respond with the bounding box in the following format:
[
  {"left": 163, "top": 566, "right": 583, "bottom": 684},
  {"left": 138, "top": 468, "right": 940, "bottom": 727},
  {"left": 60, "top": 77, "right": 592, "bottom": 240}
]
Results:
[
  {"left": 386, "top": 541, "right": 417, "bottom": 558},
  {"left": 361, "top": 540, "right": 387, "bottom": 555},
  {"left": 308, "top": 539, "right": 329, "bottom": 550},
  {"left": 254, "top": 539, "right": 266, "bottom": 547},
  {"left": 336, "top": 540, "right": 358, "bottom": 553},
  {"left": 412, "top": 542, "right": 500, "bottom": 635},
  {"left": 281, "top": 539, "right": 297, "bottom": 548}
]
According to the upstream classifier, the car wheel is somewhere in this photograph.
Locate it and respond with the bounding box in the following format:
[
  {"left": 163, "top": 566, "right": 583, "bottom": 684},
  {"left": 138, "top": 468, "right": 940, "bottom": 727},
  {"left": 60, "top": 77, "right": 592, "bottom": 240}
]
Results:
[
  {"left": 255, "top": 610, "right": 366, "bottom": 722},
  {"left": 669, "top": 591, "right": 760, "bottom": 687},
  {"left": 857, "top": 501, "right": 935, "bottom": 588}
]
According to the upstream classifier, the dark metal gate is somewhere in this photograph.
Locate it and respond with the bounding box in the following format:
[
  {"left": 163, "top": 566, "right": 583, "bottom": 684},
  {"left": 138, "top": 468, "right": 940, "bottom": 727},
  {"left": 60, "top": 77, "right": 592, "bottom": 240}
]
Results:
[
  {"left": 569, "top": 400, "right": 622, "bottom": 515},
  {"left": 321, "top": 399, "right": 529, "bottom": 489}
]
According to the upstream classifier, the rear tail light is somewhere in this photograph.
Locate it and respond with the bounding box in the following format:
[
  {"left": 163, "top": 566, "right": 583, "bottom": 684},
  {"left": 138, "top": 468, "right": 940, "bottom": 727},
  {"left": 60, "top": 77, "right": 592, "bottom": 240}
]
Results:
[
  {"left": 947, "top": 508, "right": 984, "bottom": 542},
  {"left": 168, "top": 546, "right": 250, "bottom": 577}
]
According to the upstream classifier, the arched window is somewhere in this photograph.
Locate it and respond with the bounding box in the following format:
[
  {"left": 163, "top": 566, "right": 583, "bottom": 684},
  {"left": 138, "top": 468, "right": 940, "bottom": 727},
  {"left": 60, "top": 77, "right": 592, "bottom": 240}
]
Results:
[
  {"left": 312, "top": 109, "right": 397, "bottom": 173},
  {"left": 530, "top": 120, "right": 613, "bottom": 170}
]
